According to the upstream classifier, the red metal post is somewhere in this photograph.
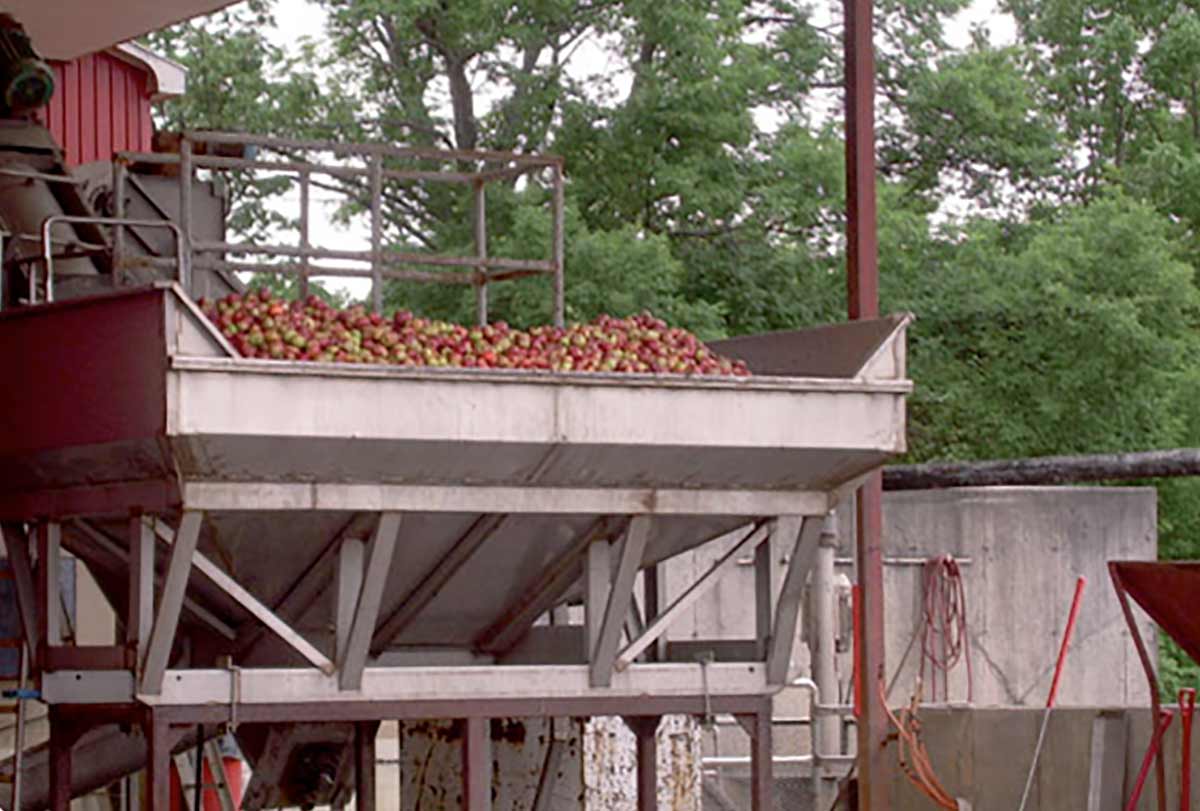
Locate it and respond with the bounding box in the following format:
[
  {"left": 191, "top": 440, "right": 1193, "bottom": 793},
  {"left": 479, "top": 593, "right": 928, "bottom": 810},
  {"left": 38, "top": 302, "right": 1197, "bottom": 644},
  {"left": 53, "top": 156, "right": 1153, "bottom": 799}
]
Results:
[
  {"left": 748, "top": 702, "right": 774, "bottom": 811},
  {"left": 844, "top": 0, "right": 886, "bottom": 807},
  {"left": 47, "top": 711, "right": 72, "bottom": 811},
  {"left": 624, "top": 716, "right": 660, "bottom": 811},
  {"left": 146, "top": 714, "right": 171, "bottom": 811},
  {"left": 1127, "top": 710, "right": 1175, "bottom": 811},
  {"left": 355, "top": 722, "right": 377, "bottom": 811},
  {"left": 1181, "top": 689, "right": 1195, "bottom": 811}
]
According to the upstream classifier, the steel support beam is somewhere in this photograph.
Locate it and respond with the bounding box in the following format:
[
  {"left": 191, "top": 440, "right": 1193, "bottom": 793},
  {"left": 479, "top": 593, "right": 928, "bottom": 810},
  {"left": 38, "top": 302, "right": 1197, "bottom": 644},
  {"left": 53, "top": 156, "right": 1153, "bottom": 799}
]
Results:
[
  {"left": 146, "top": 714, "right": 171, "bottom": 811},
  {"left": 335, "top": 538, "right": 365, "bottom": 662},
  {"left": 142, "top": 512, "right": 203, "bottom": 694},
  {"left": 590, "top": 516, "right": 652, "bottom": 687},
  {"left": 584, "top": 535, "right": 612, "bottom": 662},
  {"left": 128, "top": 512, "right": 155, "bottom": 667},
  {"left": 339, "top": 513, "right": 402, "bottom": 689},
  {"left": 148, "top": 517, "right": 333, "bottom": 673},
  {"left": 463, "top": 717, "right": 491, "bottom": 811},
  {"left": 372, "top": 514, "right": 501, "bottom": 654},
  {"left": 615, "top": 522, "right": 769, "bottom": 671},
  {"left": 37, "top": 522, "right": 62, "bottom": 650},
  {"left": 183, "top": 481, "right": 830, "bottom": 517},
  {"left": 766, "top": 516, "right": 820, "bottom": 685},
  {"left": 47, "top": 712, "right": 74, "bottom": 811},
  {"left": 624, "top": 716, "right": 660, "bottom": 811},
  {"left": 738, "top": 703, "right": 774, "bottom": 811}
]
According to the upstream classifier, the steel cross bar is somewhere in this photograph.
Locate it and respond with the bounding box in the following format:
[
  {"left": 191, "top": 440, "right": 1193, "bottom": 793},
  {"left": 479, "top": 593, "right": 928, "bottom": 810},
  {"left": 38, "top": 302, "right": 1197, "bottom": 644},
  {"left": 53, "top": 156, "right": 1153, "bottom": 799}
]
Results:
[
  {"left": 590, "top": 516, "right": 653, "bottom": 686},
  {"left": 338, "top": 513, "right": 402, "bottom": 690},
  {"left": 147, "top": 517, "right": 334, "bottom": 674},
  {"left": 614, "top": 522, "right": 770, "bottom": 671},
  {"left": 142, "top": 512, "right": 203, "bottom": 694},
  {"left": 766, "top": 516, "right": 821, "bottom": 685}
]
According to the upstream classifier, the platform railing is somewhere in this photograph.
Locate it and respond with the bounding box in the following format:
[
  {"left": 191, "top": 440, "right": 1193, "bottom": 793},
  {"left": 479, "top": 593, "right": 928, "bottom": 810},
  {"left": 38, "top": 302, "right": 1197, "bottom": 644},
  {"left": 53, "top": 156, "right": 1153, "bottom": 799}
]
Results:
[{"left": 113, "top": 132, "right": 567, "bottom": 325}]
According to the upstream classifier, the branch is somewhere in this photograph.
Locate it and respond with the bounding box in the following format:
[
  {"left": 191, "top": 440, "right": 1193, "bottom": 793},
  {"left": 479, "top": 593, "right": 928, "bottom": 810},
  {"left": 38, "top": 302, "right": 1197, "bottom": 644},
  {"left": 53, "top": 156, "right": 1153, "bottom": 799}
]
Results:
[{"left": 884, "top": 449, "right": 1200, "bottom": 491}]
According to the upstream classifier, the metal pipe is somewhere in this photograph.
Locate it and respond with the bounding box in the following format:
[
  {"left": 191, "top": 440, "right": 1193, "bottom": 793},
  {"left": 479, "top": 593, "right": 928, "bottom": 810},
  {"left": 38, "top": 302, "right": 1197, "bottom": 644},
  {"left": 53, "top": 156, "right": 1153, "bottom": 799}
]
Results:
[
  {"left": 812, "top": 514, "right": 840, "bottom": 809},
  {"left": 12, "top": 643, "right": 26, "bottom": 811},
  {"left": 1127, "top": 710, "right": 1175, "bottom": 811},
  {"left": 0, "top": 168, "right": 82, "bottom": 185},
  {"left": 1180, "top": 688, "right": 1195, "bottom": 811}
]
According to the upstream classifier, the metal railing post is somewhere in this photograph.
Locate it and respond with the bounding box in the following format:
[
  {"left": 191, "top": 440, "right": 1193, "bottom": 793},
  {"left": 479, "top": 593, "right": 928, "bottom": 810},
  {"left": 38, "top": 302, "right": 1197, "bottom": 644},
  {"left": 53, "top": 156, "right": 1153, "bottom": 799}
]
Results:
[
  {"left": 299, "top": 169, "right": 311, "bottom": 300},
  {"left": 179, "top": 137, "right": 194, "bottom": 294},
  {"left": 473, "top": 178, "right": 487, "bottom": 326},
  {"left": 369, "top": 154, "right": 383, "bottom": 313},
  {"left": 113, "top": 159, "right": 128, "bottom": 286},
  {"left": 552, "top": 160, "right": 565, "bottom": 328}
]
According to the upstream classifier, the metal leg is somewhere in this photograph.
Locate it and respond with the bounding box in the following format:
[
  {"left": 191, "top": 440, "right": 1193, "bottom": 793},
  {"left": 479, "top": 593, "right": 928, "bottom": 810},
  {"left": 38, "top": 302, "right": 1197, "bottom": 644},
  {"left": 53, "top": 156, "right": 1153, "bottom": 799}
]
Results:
[
  {"left": 47, "top": 711, "right": 73, "bottom": 811},
  {"left": 146, "top": 715, "right": 171, "bottom": 811},
  {"left": 355, "top": 722, "right": 377, "bottom": 811},
  {"left": 624, "top": 717, "right": 660, "bottom": 811},
  {"left": 742, "top": 704, "right": 774, "bottom": 811},
  {"left": 854, "top": 474, "right": 887, "bottom": 811},
  {"left": 463, "top": 717, "right": 490, "bottom": 811}
]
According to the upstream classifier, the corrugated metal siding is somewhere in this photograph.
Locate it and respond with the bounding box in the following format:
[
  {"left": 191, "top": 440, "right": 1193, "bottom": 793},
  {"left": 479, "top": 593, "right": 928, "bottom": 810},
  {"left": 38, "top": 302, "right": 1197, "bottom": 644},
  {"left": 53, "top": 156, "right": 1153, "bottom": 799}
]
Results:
[{"left": 36, "top": 51, "right": 153, "bottom": 166}]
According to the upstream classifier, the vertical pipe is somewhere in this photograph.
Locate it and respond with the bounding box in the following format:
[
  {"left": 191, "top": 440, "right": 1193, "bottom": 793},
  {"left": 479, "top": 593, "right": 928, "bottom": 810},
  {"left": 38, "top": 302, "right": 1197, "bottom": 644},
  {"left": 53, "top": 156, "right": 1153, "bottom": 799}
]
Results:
[
  {"left": 113, "top": 158, "right": 127, "bottom": 287},
  {"left": 551, "top": 161, "right": 565, "bottom": 328},
  {"left": 369, "top": 155, "right": 384, "bottom": 314},
  {"left": 812, "top": 514, "right": 839, "bottom": 809},
  {"left": 179, "top": 137, "right": 193, "bottom": 295},
  {"left": 844, "top": 1, "right": 884, "bottom": 801},
  {"left": 643, "top": 564, "right": 666, "bottom": 663},
  {"left": 463, "top": 717, "right": 491, "bottom": 811},
  {"left": 474, "top": 179, "right": 488, "bottom": 326},
  {"left": 298, "top": 170, "right": 310, "bottom": 301},
  {"left": 12, "top": 644, "right": 26, "bottom": 811}
]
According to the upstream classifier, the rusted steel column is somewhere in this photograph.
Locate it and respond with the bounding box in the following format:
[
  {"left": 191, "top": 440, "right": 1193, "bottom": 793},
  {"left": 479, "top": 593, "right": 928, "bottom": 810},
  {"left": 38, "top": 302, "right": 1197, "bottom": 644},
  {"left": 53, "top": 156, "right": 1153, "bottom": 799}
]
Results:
[
  {"left": 463, "top": 717, "right": 491, "bottom": 811},
  {"left": 624, "top": 716, "right": 660, "bottom": 811},
  {"left": 748, "top": 703, "right": 774, "bottom": 811},
  {"left": 844, "top": 0, "right": 887, "bottom": 807},
  {"left": 47, "top": 711, "right": 72, "bottom": 811},
  {"left": 355, "top": 722, "right": 378, "bottom": 811},
  {"left": 145, "top": 714, "right": 171, "bottom": 811}
]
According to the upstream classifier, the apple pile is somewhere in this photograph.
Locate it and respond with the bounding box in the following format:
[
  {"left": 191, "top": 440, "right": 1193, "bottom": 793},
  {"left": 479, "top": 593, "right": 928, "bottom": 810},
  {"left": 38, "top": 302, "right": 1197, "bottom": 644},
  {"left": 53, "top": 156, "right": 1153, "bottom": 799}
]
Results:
[{"left": 198, "top": 290, "right": 751, "bottom": 376}]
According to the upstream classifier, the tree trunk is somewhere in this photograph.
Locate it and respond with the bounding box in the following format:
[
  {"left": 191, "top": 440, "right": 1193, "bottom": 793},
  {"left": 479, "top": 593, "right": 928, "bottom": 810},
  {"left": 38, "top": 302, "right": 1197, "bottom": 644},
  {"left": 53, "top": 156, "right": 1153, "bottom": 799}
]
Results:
[{"left": 883, "top": 448, "right": 1200, "bottom": 491}]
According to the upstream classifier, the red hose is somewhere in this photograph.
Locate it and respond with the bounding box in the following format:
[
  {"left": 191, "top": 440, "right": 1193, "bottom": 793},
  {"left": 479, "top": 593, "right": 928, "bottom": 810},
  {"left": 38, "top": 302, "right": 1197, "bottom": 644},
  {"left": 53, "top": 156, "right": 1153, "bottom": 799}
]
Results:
[
  {"left": 1046, "top": 576, "right": 1087, "bottom": 709},
  {"left": 1181, "top": 688, "right": 1195, "bottom": 811},
  {"left": 1127, "top": 709, "right": 1175, "bottom": 811}
]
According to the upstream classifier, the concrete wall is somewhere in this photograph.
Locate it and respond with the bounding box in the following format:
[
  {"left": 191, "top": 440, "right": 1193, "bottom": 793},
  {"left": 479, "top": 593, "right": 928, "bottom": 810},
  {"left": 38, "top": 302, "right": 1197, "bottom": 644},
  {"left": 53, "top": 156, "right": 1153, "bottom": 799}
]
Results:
[{"left": 893, "top": 705, "right": 1198, "bottom": 811}]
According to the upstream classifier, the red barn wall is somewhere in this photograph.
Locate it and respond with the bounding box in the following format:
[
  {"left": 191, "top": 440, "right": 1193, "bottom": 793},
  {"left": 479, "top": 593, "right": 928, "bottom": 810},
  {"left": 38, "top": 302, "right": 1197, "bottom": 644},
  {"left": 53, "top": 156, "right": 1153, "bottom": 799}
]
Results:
[{"left": 36, "top": 51, "right": 154, "bottom": 167}]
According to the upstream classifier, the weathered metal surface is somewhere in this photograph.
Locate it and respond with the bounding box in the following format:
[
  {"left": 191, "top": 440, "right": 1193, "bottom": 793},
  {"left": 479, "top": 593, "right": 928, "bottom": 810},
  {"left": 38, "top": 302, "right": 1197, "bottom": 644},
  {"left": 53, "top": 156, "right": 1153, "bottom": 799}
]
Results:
[
  {"left": 398, "top": 718, "right": 585, "bottom": 811},
  {"left": 584, "top": 716, "right": 700, "bottom": 811},
  {"left": 1110, "top": 562, "right": 1200, "bottom": 669}
]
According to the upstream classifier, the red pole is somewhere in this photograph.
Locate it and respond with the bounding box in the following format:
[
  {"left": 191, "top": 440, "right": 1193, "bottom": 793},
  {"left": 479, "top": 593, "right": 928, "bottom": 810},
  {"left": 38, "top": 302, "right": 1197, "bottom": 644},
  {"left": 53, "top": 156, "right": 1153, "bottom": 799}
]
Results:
[
  {"left": 1127, "top": 710, "right": 1175, "bottom": 811},
  {"left": 1181, "top": 688, "right": 1195, "bottom": 811},
  {"left": 844, "top": 0, "right": 884, "bottom": 806},
  {"left": 1046, "top": 576, "right": 1087, "bottom": 708}
]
